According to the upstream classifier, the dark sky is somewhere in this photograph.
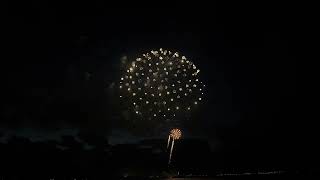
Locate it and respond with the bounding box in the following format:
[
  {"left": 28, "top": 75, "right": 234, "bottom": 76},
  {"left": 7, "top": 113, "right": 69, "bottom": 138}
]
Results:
[{"left": 2, "top": 1, "right": 307, "bottom": 165}]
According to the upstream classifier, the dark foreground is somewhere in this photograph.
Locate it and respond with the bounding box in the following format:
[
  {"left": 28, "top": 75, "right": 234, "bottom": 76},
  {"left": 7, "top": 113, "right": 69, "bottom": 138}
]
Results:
[{"left": 0, "top": 137, "right": 315, "bottom": 179}]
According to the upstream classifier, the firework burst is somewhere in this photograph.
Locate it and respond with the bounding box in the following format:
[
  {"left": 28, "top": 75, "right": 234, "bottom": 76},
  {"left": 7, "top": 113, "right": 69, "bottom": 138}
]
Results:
[
  {"left": 119, "top": 48, "right": 205, "bottom": 127},
  {"left": 167, "top": 128, "right": 182, "bottom": 165}
]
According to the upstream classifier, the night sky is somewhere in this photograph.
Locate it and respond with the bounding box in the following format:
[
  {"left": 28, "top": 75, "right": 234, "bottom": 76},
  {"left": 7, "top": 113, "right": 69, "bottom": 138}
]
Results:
[{"left": 3, "top": 1, "right": 308, "bottom": 168}]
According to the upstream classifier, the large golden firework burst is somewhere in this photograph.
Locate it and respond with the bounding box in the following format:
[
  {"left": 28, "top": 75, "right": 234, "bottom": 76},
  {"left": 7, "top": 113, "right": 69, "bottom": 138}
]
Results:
[{"left": 119, "top": 48, "right": 205, "bottom": 123}]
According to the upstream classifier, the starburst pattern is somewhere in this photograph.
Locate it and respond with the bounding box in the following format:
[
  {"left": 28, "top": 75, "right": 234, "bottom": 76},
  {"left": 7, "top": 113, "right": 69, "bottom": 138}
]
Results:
[
  {"left": 119, "top": 48, "right": 205, "bottom": 123},
  {"left": 170, "top": 128, "right": 182, "bottom": 140}
]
